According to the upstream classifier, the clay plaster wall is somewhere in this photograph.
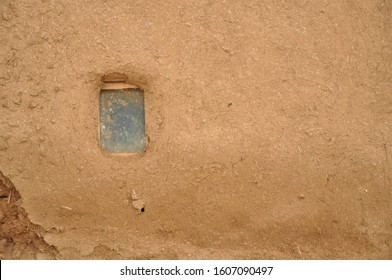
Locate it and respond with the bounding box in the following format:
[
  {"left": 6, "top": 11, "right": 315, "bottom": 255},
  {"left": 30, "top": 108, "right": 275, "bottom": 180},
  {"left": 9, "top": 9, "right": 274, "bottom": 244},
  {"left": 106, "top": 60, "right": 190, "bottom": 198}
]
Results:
[{"left": 0, "top": 0, "right": 391, "bottom": 259}]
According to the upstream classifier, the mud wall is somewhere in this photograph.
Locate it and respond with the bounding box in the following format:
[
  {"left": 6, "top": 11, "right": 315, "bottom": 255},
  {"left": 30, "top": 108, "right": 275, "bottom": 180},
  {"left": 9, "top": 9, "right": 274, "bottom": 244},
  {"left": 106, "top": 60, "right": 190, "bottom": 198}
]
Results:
[{"left": 0, "top": 0, "right": 391, "bottom": 259}]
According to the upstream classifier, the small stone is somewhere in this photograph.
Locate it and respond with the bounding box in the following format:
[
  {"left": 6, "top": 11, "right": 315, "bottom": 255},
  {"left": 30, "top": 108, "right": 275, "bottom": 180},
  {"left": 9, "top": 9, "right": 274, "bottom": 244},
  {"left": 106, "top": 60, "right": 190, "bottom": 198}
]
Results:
[
  {"left": 129, "top": 190, "right": 145, "bottom": 212},
  {"left": 28, "top": 102, "right": 38, "bottom": 109},
  {"left": 298, "top": 194, "right": 305, "bottom": 200},
  {"left": 132, "top": 199, "right": 145, "bottom": 212}
]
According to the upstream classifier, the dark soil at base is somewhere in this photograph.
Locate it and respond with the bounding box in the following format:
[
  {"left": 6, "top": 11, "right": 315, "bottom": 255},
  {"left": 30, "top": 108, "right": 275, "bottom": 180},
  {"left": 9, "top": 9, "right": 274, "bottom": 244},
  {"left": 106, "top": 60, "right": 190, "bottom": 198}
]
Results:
[{"left": 0, "top": 171, "right": 58, "bottom": 259}]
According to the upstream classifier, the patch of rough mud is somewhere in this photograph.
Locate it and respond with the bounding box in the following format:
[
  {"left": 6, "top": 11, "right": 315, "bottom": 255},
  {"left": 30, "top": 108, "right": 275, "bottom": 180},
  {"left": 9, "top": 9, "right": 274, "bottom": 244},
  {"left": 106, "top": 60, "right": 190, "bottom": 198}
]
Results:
[{"left": 0, "top": 171, "right": 58, "bottom": 259}]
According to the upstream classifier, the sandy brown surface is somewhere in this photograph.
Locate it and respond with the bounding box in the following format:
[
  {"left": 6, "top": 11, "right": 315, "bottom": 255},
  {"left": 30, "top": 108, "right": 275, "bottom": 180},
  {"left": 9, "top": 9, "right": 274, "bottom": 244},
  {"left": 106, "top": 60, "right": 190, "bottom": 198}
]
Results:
[
  {"left": 0, "top": 0, "right": 391, "bottom": 259},
  {"left": 0, "top": 171, "right": 58, "bottom": 259}
]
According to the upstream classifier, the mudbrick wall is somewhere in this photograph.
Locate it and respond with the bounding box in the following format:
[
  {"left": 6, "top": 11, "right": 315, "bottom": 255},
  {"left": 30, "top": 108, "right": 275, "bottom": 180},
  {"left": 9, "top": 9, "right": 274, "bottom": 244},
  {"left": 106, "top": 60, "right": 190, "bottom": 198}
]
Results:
[{"left": 0, "top": 0, "right": 391, "bottom": 259}]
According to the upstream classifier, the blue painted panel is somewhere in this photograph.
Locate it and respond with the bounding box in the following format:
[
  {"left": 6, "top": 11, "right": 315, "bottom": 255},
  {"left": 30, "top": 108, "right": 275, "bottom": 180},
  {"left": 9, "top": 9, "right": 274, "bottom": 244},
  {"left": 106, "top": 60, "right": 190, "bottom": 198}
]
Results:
[{"left": 100, "top": 88, "right": 146, "bottom": 153}]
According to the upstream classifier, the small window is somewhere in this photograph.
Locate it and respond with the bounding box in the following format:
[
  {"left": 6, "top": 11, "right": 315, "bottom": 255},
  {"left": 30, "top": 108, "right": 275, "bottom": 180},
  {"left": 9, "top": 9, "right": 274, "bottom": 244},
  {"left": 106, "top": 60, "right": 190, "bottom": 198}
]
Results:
[{"left": 99, "top": 88, "right": 146, "bottom": 153}]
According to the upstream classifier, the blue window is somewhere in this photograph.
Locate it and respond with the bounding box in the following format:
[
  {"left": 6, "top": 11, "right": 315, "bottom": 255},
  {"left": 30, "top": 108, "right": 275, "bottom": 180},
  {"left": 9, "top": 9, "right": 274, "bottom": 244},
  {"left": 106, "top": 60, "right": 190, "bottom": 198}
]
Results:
[{"left": 99, "top": 88, "right": 146, "bottom": 153}]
